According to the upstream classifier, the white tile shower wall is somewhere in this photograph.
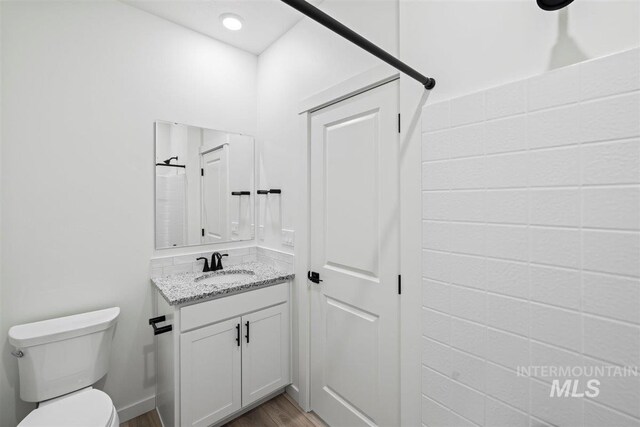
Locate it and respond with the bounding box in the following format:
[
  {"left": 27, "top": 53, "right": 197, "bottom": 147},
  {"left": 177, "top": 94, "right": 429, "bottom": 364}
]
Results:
[
  {"left": 150, "top": 246, "right": 294, "bottom": 277},
  {"left": 421, "top": 48, "right": 640, "bottom": 427}
]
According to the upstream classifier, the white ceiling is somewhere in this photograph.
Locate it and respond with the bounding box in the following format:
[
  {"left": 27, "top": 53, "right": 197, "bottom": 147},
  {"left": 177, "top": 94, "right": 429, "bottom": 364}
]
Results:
[{"left": 122, "top": 0, "right": 320, "bottom": 55}]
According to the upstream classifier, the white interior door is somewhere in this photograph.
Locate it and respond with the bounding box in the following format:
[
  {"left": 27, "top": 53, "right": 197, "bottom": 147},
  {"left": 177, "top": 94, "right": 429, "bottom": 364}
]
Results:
[
  {"left": 241, "top": 303, "right": 290, "bottom": 406},
  {"left": 201, "top": 145, "right": 229, "bottom": 243},
  {"left": 310, "top": 81, "right": 400, "bottom": 427},
  {"left": 180, "top": 317, "right": 241, "bottom": 427}
]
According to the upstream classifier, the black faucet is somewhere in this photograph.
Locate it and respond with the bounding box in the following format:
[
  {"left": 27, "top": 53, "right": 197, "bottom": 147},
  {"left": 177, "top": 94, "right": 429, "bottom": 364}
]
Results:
[
  {"left": 196, "top": 257, "right": 212, "bottom": 272},
  {"left": 197, "top": 252, "right": 229, "bottom": 273},
  {"left": 211, "top": 252, "right": 229, "bottom": 271}
]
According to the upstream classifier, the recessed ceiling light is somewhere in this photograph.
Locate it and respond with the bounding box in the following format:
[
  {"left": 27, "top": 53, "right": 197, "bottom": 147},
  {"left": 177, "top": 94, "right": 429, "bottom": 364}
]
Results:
[{"left": 220, "top": 13, "right": 243, "bottom": 31}]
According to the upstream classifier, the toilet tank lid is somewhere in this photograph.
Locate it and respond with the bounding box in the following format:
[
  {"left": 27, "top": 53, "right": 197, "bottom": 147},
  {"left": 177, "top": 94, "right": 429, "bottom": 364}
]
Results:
[{"left": 9, "top": 307, "right": 120, "bottom": 348}]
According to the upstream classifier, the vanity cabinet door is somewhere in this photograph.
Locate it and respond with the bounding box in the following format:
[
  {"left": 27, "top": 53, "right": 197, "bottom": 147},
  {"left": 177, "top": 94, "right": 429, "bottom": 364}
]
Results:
[
  {"left": 180, "top": 317, "right": 242, "bottom": 427},
  {"left": 241, "top": 302, "right": 290, "bottom": 406}
]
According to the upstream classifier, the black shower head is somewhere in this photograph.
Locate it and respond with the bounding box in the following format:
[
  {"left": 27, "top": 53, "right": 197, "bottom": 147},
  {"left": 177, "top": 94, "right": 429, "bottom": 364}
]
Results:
[
  {"left": 163, "top": 156, "right": 179, "bottom": 165},
  {"left": 537, "top": 0, "right": 575, "bottom": 11}
]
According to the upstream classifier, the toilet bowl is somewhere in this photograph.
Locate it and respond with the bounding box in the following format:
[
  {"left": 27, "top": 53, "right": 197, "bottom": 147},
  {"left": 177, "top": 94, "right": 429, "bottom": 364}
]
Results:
[{"left": 17, "top": 388, "right": 119, "bottom": 427}]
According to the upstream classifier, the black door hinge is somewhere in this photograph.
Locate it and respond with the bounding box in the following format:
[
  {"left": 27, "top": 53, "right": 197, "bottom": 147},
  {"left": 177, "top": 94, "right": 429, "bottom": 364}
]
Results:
[
  {"left": 398, "top": 274, "right": 402, "bottom": 295},
  {"left": 397, "top": 113, "right": 401, "bottom": 133},
  {"left": 201, "top": 168, "right": 204, "bottom": 176},
  {"left": 201, "top": 228, "right": 205, "bottom": 237}
]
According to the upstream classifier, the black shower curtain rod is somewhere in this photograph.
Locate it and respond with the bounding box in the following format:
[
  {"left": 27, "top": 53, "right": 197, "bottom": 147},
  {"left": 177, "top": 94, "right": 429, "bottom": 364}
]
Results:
[
  {"left": 280, "top": 0, "right": 436, "bottom": 90},
  {"left": 155, "top": 163, "right": 186, "bottom": 168}
]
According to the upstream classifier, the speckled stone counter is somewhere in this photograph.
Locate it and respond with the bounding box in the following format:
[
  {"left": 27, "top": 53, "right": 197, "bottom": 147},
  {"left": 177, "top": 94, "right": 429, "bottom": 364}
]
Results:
[{"left": 151, "top": 261, "right": 295, "bottom": 306}]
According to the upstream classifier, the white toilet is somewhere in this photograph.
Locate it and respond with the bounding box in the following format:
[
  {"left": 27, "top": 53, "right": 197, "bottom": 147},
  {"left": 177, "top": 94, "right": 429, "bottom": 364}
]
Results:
[{"left": 8, "top": 307, "right": 120, "bottom": 427}]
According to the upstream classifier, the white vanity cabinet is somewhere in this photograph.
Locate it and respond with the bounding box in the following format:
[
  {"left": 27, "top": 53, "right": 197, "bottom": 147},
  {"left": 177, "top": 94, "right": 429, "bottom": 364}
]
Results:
[
  {"left": 154, "top": 282, "right": 291, "bottom": 427},
  {"left": 180, "top": 318, "right": 242, "bottom": 427},
  {"left": 240, "top": 303, "right": 290, "bottom": 407}
]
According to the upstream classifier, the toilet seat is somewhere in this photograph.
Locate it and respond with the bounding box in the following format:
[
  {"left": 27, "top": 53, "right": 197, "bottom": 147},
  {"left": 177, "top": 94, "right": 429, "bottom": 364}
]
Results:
[{"left": 18, "top": 388, "right": 118, "bottom": 427}]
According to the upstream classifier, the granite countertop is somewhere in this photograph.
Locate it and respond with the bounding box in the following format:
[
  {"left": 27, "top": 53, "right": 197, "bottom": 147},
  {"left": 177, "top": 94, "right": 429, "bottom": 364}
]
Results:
[{"left": 151, "top": 261, "right": 295, "bottom": 306}]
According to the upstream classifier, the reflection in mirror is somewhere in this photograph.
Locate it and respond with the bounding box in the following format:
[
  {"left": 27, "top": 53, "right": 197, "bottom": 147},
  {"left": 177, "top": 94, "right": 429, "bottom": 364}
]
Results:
[{"left": 155, "top": 121, "right": 254, "bottom": 249}]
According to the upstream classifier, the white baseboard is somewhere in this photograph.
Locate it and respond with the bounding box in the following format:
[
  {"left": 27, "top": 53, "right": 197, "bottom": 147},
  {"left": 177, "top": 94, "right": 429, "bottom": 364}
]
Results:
[
  {"left": 286, "top": 384, "right": 300, "bottom": 405},
  {"left": 117, "top": 395, "right": 156, "bottom": 423},
  {"left": 157, "top": 407, "right": 167, "bottom": 427}
]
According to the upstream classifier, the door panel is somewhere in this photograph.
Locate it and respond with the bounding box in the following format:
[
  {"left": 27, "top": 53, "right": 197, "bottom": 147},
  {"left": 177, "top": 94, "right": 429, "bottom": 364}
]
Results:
[
  {"left": 242, "top": 303, "right": 290, "bottom": 406},
  {"left": 310, "top": 81, "right": 399, "bottom": 427},
  {"left": 324, "top": 296, "right": 379, "bottom": 420},
  {"left": 325, "top": 111, "right": 379, "bottom": 278},
  {"left": 201, "top": 145, "right": 229, "bottom": 243},
  {"left": 180, "top": 317, "right": 241, "bottom": 427}
]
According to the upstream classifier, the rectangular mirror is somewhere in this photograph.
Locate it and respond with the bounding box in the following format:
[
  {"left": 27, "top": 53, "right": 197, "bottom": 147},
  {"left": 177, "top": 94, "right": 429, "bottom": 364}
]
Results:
[{"left": 155, "top": 121, "right": 254, "bottom": 249}]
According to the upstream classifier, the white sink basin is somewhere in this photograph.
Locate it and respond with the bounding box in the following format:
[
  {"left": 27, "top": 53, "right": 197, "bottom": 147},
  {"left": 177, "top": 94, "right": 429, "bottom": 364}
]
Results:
[{"left": 195, "top": 270, "right": 255, "bottom": 286}]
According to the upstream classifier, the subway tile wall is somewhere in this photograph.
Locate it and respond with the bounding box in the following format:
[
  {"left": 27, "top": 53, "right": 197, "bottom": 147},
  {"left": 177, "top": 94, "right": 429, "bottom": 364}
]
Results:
[{"left": 421, "top": 48, "right": 640, "bottom": 427}]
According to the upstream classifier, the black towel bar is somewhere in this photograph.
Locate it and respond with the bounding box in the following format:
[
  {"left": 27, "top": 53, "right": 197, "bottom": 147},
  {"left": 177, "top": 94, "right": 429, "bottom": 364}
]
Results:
[{"left": 149, "top": 315, "right": 172, "bottom": 335}]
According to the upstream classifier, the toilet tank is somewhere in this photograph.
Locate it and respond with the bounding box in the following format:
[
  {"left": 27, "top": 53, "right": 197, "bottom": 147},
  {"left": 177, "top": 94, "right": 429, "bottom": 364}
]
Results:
[{"left": 8, "top": 307, "right": 120, "bottom": 402}]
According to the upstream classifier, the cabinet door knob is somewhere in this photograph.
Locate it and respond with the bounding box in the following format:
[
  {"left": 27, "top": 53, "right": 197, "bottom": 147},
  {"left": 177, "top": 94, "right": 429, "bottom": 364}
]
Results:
[
  {"left": 245, "top": 321, "right": 250, "bottom": 344},
  {"left": 235, "top": 323, "right": 240, "bottom": 347}
]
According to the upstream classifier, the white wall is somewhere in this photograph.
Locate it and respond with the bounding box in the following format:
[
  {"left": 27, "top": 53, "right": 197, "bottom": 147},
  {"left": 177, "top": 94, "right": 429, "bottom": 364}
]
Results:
[
  {"left": 420, "top": 48, "right": 640, "bottom": 427},
  {"left": 402, "top": 0, "right": 640, "bottom": 104},
  {"left": 0, "top": 1, "right": 257, "bottom": 425},
  {"left": 399, "top": 1, "right": 640, "bottom": 423}
]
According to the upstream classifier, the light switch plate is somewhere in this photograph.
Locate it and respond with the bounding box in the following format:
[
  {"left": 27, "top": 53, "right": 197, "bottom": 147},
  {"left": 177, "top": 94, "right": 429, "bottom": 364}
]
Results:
[
  {"left": 282, "top": 229, "right": 295, "bottom": 247},
  {"left": 258, "top": 225, "right": 265, "bottom": 240}
]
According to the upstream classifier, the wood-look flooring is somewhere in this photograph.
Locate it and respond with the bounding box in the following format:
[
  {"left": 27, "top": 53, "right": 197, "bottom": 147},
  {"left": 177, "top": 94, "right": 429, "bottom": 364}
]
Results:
[
  {"left": 119, "top": 408, "right": 162, "bottom": 427},
  {"left": 224, "top": 394, "right": 324, "bottom": 427},
  {"left": 120, "top": 393, "right": 325, "bottom": 427}
]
